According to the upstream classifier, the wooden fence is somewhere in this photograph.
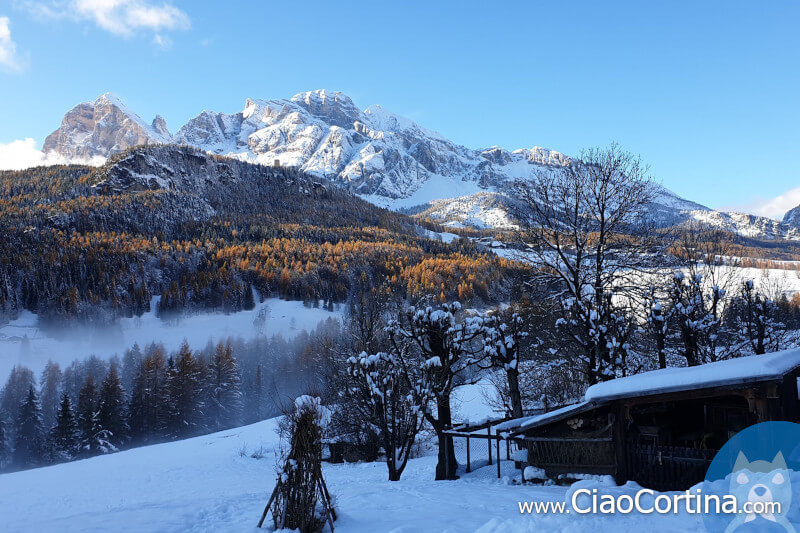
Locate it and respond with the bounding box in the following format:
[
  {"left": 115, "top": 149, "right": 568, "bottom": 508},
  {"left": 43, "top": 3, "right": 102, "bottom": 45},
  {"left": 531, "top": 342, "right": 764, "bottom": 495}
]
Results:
[
  {"left": 520, "top": 436, "right": 616, "bottom": 476},
  {"left": 444, "top": 421, "right": 518, "bottom": 478},
  {"left": 626, "top": 444, "right": 717, "bottom": 491}
]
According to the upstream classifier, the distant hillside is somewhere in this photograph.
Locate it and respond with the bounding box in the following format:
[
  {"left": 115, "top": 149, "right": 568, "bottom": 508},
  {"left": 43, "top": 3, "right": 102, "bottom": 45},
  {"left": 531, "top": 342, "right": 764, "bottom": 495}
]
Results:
[
  {"left": 0, "top": 146, "right": 520, "bottom": 322},
  {"left": 41, "top": 90, "right": 800, "bottom": 242}
]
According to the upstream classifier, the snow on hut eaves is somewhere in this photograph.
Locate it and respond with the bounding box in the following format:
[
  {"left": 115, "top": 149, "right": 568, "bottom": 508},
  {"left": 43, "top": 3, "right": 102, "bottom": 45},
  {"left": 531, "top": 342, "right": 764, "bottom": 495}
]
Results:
[
  {"left": 496, "top": 348, "right": 800, "bottom": 435},
  {"left": 585, "top": 348, "right": 800, "bottom": 403}
]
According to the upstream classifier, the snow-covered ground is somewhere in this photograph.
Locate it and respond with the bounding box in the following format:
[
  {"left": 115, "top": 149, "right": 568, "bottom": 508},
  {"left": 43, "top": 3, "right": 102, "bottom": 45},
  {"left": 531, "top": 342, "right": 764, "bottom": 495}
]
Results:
[
  {"left": 0, "top": 415, "right": 704, "bottom": 533},
  {"left": 451, "top": 377, "right": 502, "bottom": 424},
  {"left": 0, "top": 297, "right": 341, "bottom": 380},
  {"left": 493, "top": 246, "right": 800, "bottom": 296}
]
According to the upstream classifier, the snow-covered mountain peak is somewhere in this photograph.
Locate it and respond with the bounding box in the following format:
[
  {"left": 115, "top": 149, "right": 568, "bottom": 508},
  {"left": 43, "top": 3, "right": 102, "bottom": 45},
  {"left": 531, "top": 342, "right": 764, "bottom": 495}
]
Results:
[
  {"left": 289, "top": 89, "right": 364, "bottom": 128},
  {"left": 151, "top": 115, "right": 170, "bottom": 137},
  {"left": 40, "top": 90, "right": 800, "bottom": 241},
  {"left": 43, "top": 93, "right": 171, "bottom": 159},
  {"left": 96, "top": 92, "right": 126, "bottom": 109},
  {"left": 363, "top": 104, "right": 446, "bottom": 140}
]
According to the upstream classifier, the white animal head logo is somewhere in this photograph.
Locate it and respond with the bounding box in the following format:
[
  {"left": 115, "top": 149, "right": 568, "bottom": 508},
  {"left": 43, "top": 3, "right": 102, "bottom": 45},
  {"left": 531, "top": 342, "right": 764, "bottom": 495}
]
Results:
[{"left": 724, "top": 451, "right": 795, "bottom": 533}]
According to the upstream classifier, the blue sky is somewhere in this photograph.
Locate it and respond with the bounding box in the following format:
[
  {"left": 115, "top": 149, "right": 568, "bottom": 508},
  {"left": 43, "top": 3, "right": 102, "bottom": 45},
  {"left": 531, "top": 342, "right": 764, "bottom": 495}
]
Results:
[{"left": 0, "top": 0, "right": 798, "bottom": 216}]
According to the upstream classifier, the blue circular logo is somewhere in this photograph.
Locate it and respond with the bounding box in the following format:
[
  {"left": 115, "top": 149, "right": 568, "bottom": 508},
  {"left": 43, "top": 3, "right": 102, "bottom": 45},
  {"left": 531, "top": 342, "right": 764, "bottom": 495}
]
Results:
[{"left": 703, "top": 421, "right": 800, "bottom": 533}]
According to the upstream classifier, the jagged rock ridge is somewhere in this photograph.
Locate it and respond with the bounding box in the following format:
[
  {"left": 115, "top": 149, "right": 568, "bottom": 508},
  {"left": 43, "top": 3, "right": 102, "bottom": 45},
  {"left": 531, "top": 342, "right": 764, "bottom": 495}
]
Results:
[{"left": 42, "top": 90, "right": 800, "bottom": 240}]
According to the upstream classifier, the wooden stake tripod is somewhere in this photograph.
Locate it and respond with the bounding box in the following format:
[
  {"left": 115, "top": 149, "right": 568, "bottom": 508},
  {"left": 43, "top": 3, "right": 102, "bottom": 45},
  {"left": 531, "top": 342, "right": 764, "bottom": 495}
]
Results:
[{"left": 257, "top": 464, "right": 337, "bottom": 531}]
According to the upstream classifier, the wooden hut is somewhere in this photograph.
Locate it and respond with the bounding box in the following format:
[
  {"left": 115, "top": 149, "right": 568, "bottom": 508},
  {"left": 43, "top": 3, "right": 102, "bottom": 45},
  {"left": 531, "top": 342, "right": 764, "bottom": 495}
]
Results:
[{"left": 497, "top": 350, "right": 800, "bottom": 490}]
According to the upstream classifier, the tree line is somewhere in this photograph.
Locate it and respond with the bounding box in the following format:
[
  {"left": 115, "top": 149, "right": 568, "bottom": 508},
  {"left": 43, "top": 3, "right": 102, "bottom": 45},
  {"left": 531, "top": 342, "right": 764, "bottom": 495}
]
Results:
[
  {"left": 0, "top": 147, "right": 519, "bottom": 322},
  {"left": 0, "top": 318, "right": 340, "bottom": 473}
]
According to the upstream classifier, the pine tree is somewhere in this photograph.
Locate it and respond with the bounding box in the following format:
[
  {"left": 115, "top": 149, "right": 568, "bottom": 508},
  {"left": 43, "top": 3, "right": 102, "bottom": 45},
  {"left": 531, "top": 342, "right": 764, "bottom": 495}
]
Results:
[
  {"left": 49, "top": 393, "right": 78, "bottom": 462},
  {"left": 0, "top": 418, "right": 9, "bottom": 471},
  {"left": 165, "top": 342, "right": 205, "bottom": 438},
  {"left": 0, "top": 365, "right": 35, "bottom": 426},
  {"left": 120, "top": 343, "right": 143, "bottom": 399},
  {"left": 76, "top": 375, "right": 111, "bottom": 456},
  {"left": 127, "top": 347, "right": 167, "bottom": 444},
  {"left": 243, "top": 284, "right": 256, "bottom": 311},
  {"left": 97, "top": 366, "right": 127, "bottom": 448},
  {"left": 14, "top": 386, "right": 44, "bottom": 468},
  {"left": 206, "top": 342, "right": 243, "bottom": 431},
  {"left": 246, "top": 364, "right": 266, "bottom": 423},
  {"left": 39, "top": 361, "right": 63, "bottom": 429}
]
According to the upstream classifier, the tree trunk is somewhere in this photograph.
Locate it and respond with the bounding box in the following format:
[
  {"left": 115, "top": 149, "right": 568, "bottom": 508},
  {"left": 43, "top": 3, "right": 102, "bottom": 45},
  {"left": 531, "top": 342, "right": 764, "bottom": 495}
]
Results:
[
  {"left": 388, "top": 462, "right": 400, "bottom": 481},
  {"left": 587, "top": 345, "right": 597, "bottom": 385},
  {"left": 506, "top": 368, "right": 524, "bottom": 419},
  {"left": 433, "top": 395, "right": 457, "bottom": 480},
  {"left": 434, "top": 430, "right": 457, "bottom": 480}
]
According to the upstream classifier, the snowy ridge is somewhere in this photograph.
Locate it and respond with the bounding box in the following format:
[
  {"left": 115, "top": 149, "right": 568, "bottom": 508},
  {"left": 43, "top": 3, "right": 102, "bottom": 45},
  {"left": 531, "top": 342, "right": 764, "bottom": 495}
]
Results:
[{"left": 41, "top": 90, "right": 800, "bottom": 239}]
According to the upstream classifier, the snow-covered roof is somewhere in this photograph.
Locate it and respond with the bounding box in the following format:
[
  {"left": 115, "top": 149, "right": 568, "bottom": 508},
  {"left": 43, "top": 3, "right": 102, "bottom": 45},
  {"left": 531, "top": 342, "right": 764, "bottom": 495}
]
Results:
[
  {"left": 495, "top": 401, "right": 596, "bottom": 435},
  {"left": 491, "top": 350, "right": 800, "bottom": 437},
  {"left": 585, "top": 348, "right": 800, "bottom": 402}
]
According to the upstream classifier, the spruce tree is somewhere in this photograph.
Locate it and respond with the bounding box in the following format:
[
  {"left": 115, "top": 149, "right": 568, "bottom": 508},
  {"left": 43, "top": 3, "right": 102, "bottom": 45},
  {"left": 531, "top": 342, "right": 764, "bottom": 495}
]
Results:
[
  {"left": 39, "top": 361, "right": 63, "bottom": 430},
  {"left": 165, "top": 342, "right": 205, "bottom": 438},
  {"left": 127, "top": 347, "right": 167, "bottom": 443},
  {"left": 206, "top": 342, "right": 243, "bottom": 431},
  {"left": 243, "top": 285, "right": 256, "bottom": 310},
  {"left": 246, "top": 363, "right": 266, "bottom": 423},
  {"left": 120, "top": 344, "right": 143, "bottom": 399},
  {"left": 50, "top": 393, "right": 78, "bottom": 462},
  {"left": 97, "top": 366, "right": 127, "bottom": 448},
  {"left": 0, "top": 365, "right": 35, "bottom": 426},
  {"left": 76, "top": 376, "right": 98, "bottom": 456},
  {"left": 14, "top": 386, "right": 44, "bottom": 468},
  {"left": 0, "top": 418, "right": 9, "bottom": 471}
]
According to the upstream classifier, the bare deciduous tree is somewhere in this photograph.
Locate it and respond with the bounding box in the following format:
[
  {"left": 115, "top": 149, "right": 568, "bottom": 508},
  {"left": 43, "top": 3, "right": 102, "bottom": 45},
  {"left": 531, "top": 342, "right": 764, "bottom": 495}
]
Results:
[{"left": 515, "top": 143, "right": 660, "bottom": 385}]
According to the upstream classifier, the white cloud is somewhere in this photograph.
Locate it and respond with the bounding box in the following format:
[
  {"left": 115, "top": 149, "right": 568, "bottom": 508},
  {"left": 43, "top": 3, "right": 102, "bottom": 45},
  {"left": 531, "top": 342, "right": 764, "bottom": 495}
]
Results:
[
  {"left": 727, "top": 186, "right": 800, "bottom": 220},
  {"left": 0, "top": 138, "right": 105, "bottom": 170},
  {"left": 25, "top": 0, "right": 190, "bottom": 38},
  {"left": 152, "top": 33, "right": 171, "bottom": 49},
  {"left": 0, "top": 16, "right": 25, "bottom": 73}
]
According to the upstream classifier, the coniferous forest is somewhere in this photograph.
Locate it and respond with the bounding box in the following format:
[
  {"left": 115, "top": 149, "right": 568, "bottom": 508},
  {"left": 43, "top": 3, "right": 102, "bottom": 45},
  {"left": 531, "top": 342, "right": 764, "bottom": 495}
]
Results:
[
  {"left": 0, "top": 145, "right": 521, "bottom": 323},
  {"left": 0, "top": 319, "right": 341, "bottom": 473}
]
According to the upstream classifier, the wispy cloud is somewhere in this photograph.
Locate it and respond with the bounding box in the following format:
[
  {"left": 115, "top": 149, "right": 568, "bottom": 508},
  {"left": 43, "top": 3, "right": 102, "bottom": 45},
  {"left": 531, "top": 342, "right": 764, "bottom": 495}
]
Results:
[
  {"left": 23, "top": 0, "right": 190, "bottom": 39},
  {"left": 0, "top": 16, "right": 25, "bottom": 73},
  {"left": 726, "top": 186, "right": 800, "bottom": 220},
  {"left": 0, "top": 138, "right": 105, "bottom": 170}
]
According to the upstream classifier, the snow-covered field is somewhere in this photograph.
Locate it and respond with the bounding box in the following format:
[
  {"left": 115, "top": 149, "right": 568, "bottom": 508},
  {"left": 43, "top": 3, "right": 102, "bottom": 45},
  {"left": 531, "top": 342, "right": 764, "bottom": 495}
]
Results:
[
  {"left": 0, "top": 297, "right": 341, "bottom": 380},
  {"left": 0, "top": 415, "right": 704, "bottom": 533},
  {"left": 493, "top": 247, "right": 800, "bottom": 296}
]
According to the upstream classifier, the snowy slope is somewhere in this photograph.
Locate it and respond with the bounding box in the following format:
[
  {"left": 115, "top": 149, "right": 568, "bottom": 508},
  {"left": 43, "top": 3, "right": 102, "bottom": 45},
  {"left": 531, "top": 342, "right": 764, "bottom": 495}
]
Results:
[
  {"left": 41, "top": 90, "right": 800, "bottom": 239},
  {"left": 0, "top": 416, "right": 703, "bottom": 533}
]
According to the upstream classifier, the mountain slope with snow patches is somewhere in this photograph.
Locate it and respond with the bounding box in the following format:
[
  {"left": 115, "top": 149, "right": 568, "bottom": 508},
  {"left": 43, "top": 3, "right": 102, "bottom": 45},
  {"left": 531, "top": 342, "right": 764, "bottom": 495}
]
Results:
[{"left": 42, "top": 90, "right": 800, "bottom": 240}]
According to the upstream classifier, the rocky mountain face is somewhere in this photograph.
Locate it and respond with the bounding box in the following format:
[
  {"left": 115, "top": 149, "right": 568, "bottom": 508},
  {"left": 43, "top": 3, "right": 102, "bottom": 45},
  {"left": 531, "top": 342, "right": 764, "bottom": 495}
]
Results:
[
  {"left": 43, "top": 94, "right": 171, "bottom": 159},
  {"left": 783, "top": 205, "right": 800, "bottom": 230},
  {"left": 44, "top": 90, "right": 572, "bottom": 201},
  {"left": 43, "top": 90, "right": 800, "bottom": 240}
]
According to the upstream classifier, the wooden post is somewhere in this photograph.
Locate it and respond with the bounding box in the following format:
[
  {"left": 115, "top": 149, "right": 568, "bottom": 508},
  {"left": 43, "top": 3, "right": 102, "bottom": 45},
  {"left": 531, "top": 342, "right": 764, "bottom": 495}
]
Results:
[
  {"left": 496, "top": 436, "right": 501, "bottom": 479},
  {"left": 318, "top": 478, "right": 336, "bottom": 532},
  {"left": 612, "top": 404, "right": 629, "bottom": 485},
  {"left": 487, "top": 427, "right": 492, "bottom": 466},
  {"left": 466, "top": 435, "right": 471, "bottom": 473},
  {"left": 257, "top": 483, "right": 280, "bottom": 528},
  {"left": 781, "top": 374, "right": 799, "bottom": 421}
]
